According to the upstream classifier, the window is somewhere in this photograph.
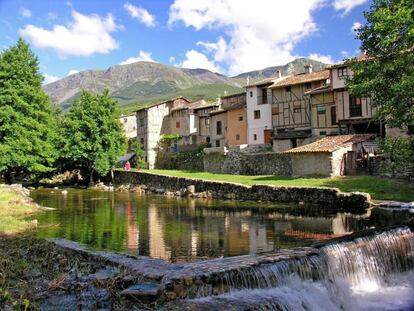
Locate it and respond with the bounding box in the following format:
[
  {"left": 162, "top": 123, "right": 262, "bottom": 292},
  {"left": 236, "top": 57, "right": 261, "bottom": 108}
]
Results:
[
  {"left": 236, "top": 134, "right": 240, "bottom": 141},
  {"left": 331, "top": 106, "right": 337, "bottom": 125},
  {"left": 349, "top": 95, "right": 362, "bottom": 117},
  {"left": 337, "top": 67, "right": 348, "bottom": 77},
  {"left": 320, "top": 131, "right": 327, "bottom": 136},
  {"left": 285, "top": 86, "right": 291, "bottom": 92},
  {"left": 132, "top": 126, "right": 136, "bottom": 131},
  {"left": 254, "top": 110, "right": 261, "bottom": 119},
  {"left": 250, "top": 91, "right": 253, "bottom": 97},
  {"left": 124, "top": 118, "right": 128, "bottom": 123},
  {"left": 408, "top": 125, "right": 414, "bottom": 135},
  {"left": 205, "top": 118, "right": 210, "bottom": 125},
  {"left": 317, "top": 105, "right": 326, "bottom": 114},
  {"left": 253, "top": 134, "right": 257, "bottom": 141},
  {"left": 176, "top": 121, "right": 181, "bottom": 128},
  {"left": 305, "top": 82, "right": 312, "bottom": 89},
  {"left": 139, "top": 118, "right": 144, "bottom": 127},
  {"left": 272, "top": 107, "right": 280, "bottom": 115},
  {"left": 215, "top": 140, "right": 220, "bottom": 147},
  {"left": 238, "top": 115, "right": 243, "bottom": 121},
  {"left": 140, "top": 138, "right": 144, "bottom": 146},
  {"left": 262, "top": 88, "right": 268, "bottom": 104},
  {"left": 216, "top": 121, "right": 222, "bottom": 135},
  {"left": 293, "top": 104, "right": 301, "bottom": 113}
]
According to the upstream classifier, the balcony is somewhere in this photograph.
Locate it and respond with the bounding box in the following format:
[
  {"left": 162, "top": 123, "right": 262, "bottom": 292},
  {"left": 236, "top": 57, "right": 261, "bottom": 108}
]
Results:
[{"left": 256, "top": 95, "right": 269, "bottom": 105}]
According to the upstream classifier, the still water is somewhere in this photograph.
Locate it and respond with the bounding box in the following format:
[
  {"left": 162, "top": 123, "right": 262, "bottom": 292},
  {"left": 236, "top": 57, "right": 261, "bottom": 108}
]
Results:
[{"left": 30, "top": 188, "right": 372, "bottom": 263}]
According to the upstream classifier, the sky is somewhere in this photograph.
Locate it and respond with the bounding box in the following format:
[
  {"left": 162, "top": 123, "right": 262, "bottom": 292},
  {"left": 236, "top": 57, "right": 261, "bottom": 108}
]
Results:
[{"left": 0, "top": 0, "right": 371, "bottom": 84}]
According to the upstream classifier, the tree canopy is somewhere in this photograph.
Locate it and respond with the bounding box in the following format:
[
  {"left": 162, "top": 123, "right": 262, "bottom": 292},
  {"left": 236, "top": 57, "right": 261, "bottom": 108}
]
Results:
[
  {"left": 61, "top": 90, "right": 127, "bottom": 182},
  {"left": 347, "top": 0, "right": 414, "bottom": 128},
  {"left": 0, "top": 38, "right": 58, "bottom": 182}
]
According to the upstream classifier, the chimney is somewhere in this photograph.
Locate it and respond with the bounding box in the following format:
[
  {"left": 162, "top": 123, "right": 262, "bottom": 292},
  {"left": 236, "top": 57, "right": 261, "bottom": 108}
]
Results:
[
  {"left": 304, "top": 64, "right": 313, "bottom": 74},
  {"left": 275, "top": 70, "right": 282, "bottom": 79}
]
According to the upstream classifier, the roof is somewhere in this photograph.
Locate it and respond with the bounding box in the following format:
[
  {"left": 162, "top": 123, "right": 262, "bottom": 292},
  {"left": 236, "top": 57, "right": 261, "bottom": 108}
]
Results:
[
  {"left": 226, "top": 101, "right": 246, "bottom": 111},
  {"left": 245, "top": 77, "right": 276, "bottom": 88},
  {"left": 189, "top": 100, "right": 219, "bottom": 110},
  {"left": 268, "top": 70, "right": 329, "bottom": 89},
  {"left": 328, "top": 54, "right": 368, "bottom": 69},
  {"left": 209, "top": 109, "right": 227, "bottom": 116},
  {"left": 284, "top": 134, "right": 375, "bottom": 153},
  {"left": 220, "top": 91, "right": 246, "bottom": 99},
  {"left": 117, "top": 153, "right": 135, "bottom": 162},
  {"left": 136, "top": 96, "right": 191, "bottom": 112},
  {"left": 304, "top": 84, "right": 332, "bottom": 96}
]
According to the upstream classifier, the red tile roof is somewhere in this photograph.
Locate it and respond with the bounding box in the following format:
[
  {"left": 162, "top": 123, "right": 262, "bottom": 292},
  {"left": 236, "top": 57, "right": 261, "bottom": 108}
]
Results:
[
  {"left": 284, "top": 134, "right": 375, "bottom": 153},
  {"left": 269, "top": 70, "right": 329, "bottom": 89}
]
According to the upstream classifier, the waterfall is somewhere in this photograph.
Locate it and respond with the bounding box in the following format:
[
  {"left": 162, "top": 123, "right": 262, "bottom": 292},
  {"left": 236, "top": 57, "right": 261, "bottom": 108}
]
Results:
[{"left": 182, "top": 227, "right": 414, "bottom": 310}]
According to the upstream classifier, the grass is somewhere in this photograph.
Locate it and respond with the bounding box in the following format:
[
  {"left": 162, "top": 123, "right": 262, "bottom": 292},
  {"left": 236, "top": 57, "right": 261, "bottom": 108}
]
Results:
[
  {"left": 143, "top": 169, "right": 414, "bottom": 202},
  {"left": 0, "top": 187, "right": 40, "bottom": 235}
]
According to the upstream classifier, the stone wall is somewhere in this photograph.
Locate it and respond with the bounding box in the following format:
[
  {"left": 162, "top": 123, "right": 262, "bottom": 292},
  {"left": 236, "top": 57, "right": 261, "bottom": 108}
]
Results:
[
  {"left": 155, "top": 151, "right": 204, "bottom": 171},
  {"left": 203, "top": 148, "right": 292, "bottom": 176},
  {"left": 114, "top": 170, "right": 370, "bottom": 211}
]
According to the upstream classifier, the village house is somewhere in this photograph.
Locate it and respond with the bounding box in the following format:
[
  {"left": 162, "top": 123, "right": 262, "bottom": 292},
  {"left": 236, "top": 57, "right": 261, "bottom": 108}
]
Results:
[
  {"left": 268, "top": 66, "right": 330, "bottom": 152},
  {"left": 245, "top": 77, "right": 274, "bottom": 145},
  {"left": 209, "top": 108, "right": 227, "bottom": 147},
  {"left": 329, "top": 57, "right": 383, "bottom": 136},
  {"left": 120, "top": 114, "right": 137, "bottom": 151},
  {"left": 136, "top": 96, "right": 191, "bottom": 169},
  {"left": 306, "top": 84, "right": 339, "bottom": 137},
  {"left": 221, "top": 92, "right": 248, "bottom": 146},
  {"left": 285, "top": 134, "right": 375, "bottom": 177}
]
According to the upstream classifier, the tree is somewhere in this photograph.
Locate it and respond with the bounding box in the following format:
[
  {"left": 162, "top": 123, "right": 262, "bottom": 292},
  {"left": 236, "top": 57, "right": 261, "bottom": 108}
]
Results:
[
  {"left": 347, "top": 0, "right": 414, "bottom": 128},
  {"left": 61, "top": 90, "right": 127, "bottom": 183},
  {"left": 131, "top": 141, "right": 146, "bottom": 169},
  {"left": 0, "top": 38, "right": 59, "bottom": 183}
]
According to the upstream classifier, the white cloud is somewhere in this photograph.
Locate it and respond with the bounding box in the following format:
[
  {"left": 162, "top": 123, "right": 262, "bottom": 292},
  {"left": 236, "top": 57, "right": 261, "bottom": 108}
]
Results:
[
  {"left": 120, "top": 50, "right": 155, "bottom": 65},
  {"left": 124, "top": 2, "right": 155, "bottom": 27},
  {"left": 20, "top": 8, "right": 32, "bottom": 18},
  {"left": 19, "top": 10, "right": 119, "bottom": 57},
  {"left": 351, "top": 21, "right": 362, "bottom": 32},
  {"left": 308, "top": 53, "right": 334, "bottom": 64},
  {"left": 178, "top": 50, "right": 221, "bottom": 72},
  {"left": 43, "top": 73, "right": 60, "bottom": 84},
  {"left": 333, "top": 0, "right": 367, "bottom": 15},
  {"left": 169, "top": 56, "right": 176, "bottom": 63},
  {"left": 48, "top": 12, "right": 58, "bottom": 20},
  {"left": 67, "top": 69, "right": 79, "bottom": 76},
  {"left": 169, "top": 0, "right": 324, "bottom": 75}
]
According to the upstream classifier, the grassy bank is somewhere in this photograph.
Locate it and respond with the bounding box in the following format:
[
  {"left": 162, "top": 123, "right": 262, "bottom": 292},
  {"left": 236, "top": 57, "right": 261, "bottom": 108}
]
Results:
[
  {"left": 144, "top": 170, "right": 414, "bottom": 202},
  {"left": 0, "top": 186, "right": 40, "bottom": 234}
]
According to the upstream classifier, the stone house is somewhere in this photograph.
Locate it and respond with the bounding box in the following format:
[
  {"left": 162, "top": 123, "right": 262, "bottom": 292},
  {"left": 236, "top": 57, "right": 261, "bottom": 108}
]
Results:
[
  {"left": 136, "top": 96, "right": 191, "bottom": 169},
  {"left": 120, "top": 114, "right": 137, "bottom": 151},
  {"left": 268, "top": 66, "right": 330, "bottom": 152},
  {"left": 306, "top": 85, "right": 339, "bottom": 137},
  {"left": 209, "top": 109, "right": 227, "bottom": 148},
  {"left": 329, "top": 57, "right": 383, "bottom": 136},
  {"left": 285, "top": 134, "right": 374, "bottom": 177}
]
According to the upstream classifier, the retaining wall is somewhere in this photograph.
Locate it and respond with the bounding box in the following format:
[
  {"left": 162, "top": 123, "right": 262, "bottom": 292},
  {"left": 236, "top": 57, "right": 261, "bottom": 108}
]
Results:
[{"left": 114, "top": 170, "right": 370, "bottom": 210}]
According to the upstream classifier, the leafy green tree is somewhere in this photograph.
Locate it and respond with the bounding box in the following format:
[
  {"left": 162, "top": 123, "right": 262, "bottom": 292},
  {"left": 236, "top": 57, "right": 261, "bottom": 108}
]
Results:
[
  {"left": 0, "top": 38, "right": 59, "bottom": 183},
  {"left": 347, "top": 0, "right": 414, "bottom": 128},
  {"left": 61, "top": 90, "right": 127, "bottom": 183},
  {"left": 131, "top": 141, "right": 146, "bottom": 169}
]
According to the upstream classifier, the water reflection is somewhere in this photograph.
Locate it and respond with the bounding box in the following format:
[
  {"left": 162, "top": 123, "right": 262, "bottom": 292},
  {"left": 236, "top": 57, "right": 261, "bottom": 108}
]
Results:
[{"left": 31, "top": 189, "right": 371, "bottom": 263}]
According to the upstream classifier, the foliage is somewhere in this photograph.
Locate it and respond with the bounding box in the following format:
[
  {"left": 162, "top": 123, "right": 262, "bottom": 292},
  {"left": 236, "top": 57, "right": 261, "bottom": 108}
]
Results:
[
  {"left": 378, "top": 137, "right": 414, "bottom": 176},
  {"left": 347, "top": 0, "right": 414, "bottom": 128},
  {"left": 161, "top": 134, "right": 183, "bottom": 144},
  {"left": 60, "top": 90, "right": 127, "bottom": 182},
  {"left": 0, "top": 38, "right": 59, "bottom": 182},
  {"left": 148, "top": 169, "right": 414, "bottom": 202},
  {"left": 131, "top": 141, "right": 145, "bottom": 169}
]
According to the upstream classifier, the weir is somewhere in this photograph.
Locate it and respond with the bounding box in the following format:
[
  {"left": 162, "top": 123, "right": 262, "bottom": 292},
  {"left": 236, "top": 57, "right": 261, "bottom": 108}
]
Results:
[{"left": 174, "top": 227, "right": 414, "bottom": 310}]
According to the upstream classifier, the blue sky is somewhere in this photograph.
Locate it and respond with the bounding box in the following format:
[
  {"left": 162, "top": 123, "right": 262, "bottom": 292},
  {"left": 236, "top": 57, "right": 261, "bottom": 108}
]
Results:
[{"left": 0, "top": 0, "right": 371, "bottom": 83}]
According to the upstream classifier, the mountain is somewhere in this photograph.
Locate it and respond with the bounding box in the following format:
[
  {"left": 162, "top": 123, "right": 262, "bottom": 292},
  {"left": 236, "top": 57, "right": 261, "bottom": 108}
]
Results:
[
  {"left": 43, "top": 58, "right": 328, "bottom": 112},
  {"left": 231, "top": 58, "right": 328, "bottom": 84}
]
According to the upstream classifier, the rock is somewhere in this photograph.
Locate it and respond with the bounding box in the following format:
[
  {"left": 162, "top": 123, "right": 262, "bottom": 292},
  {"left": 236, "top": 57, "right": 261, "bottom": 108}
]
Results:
[
  {"left": 115, "top": 185, "right": 130, "bottom": 192},
  {"left": 187, "top": 185, "right": 195, "bottom": 195},
  {"left": 155, "top": 188, "right": 165, "bottom": 194},
  {"left": 89, "top": 267, "right": 119, "bottom": 283},
  {"left": 121, "top": 283, "right": 164, "bottom": 301}
]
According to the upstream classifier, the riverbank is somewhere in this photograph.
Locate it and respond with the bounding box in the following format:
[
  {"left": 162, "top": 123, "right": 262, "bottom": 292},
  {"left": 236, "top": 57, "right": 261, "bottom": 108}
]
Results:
[{"left": 143, "top": 170, "right": 414, "bottom": 202}]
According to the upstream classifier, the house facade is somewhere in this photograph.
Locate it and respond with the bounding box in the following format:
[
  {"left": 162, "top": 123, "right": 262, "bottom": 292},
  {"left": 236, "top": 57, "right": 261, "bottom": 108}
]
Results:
[
  {"left": 136, "top": 96, "right": 191, "bottom": 169},
  {"left": 210, "top": 109, "right": 227, "bottom": 147},
  {"left": 269, "top": 66, "right": 330, "bottom": 152},
  {"left": 221, "top": 92, "right": 247, "bottom": 146}
]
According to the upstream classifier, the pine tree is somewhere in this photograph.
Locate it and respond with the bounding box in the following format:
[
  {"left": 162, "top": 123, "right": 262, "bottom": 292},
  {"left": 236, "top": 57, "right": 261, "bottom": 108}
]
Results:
[
  {"left": 0, "top": 38, "right": 58, "bottom": 182},
  {"left": 61, "top": 90, "right": 127, "bottom": 183}
]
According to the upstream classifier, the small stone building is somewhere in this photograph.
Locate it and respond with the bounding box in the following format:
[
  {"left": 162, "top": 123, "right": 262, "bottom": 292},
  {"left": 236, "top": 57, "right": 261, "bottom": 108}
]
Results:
[{"left": 285, "top": 134, "right": 374, "bottom": 177}]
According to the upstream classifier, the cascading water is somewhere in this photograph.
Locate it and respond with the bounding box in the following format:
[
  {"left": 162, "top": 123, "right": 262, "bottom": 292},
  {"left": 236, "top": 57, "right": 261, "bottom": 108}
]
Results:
[{"left": 182, "top": 227, "right": 414, "bottom": 310}]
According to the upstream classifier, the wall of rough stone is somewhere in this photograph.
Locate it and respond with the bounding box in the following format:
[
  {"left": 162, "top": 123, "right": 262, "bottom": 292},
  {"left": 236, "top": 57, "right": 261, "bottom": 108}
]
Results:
[
  {"left": 203, "top": 148, "right": 292, "bottom": 176},
  {"left": 114, "top": 170, "right": 370, "bottom": 211},
  {"left": 155, "top": 151, "right": 204, "bottom": 171}
]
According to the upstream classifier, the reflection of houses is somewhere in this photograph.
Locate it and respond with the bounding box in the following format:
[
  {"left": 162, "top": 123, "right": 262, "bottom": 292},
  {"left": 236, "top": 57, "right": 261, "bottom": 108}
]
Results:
[
  {"left": 329, "top": 57, "right": 382, "bottom": 136},
  {"left": 136, "top": 97, "right": 191, "bottom": 169},
  {"left": 285, "top": 134, "right": 375, "bottom": 177},
  {"left": 269, "top": 66, "right": 330, "bottom": 152}
]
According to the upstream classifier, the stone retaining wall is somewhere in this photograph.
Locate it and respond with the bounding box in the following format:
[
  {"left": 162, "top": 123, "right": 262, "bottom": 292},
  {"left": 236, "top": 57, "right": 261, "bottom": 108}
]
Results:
[
  {"left": 114, "top": 170, "right": 370, "bottom": 210},
  {"left": 203, "top": 150, "right": 292, "bottom": 176}
]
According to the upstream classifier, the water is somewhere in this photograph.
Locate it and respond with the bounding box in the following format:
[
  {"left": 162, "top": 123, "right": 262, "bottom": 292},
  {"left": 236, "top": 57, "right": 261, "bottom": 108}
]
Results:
[
  {"left": 30, "top": 188, "right": 370, "bottom": 262},
  {"left": 181, "top": 228, "right": 414, "bottom": 310}
]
